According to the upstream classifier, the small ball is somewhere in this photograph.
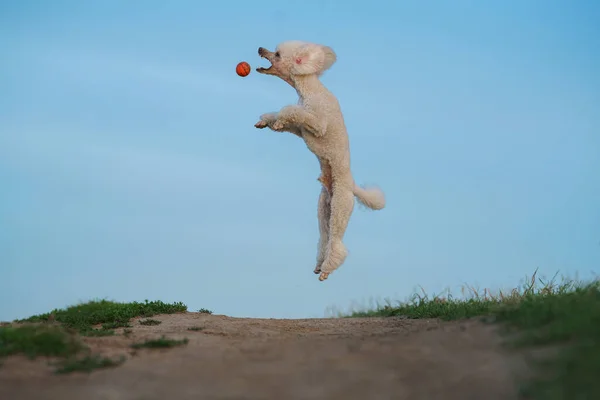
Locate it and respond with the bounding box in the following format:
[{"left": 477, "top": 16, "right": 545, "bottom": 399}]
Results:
[{"left": 236, "top": 61, "right": 251, "bottom": 77}]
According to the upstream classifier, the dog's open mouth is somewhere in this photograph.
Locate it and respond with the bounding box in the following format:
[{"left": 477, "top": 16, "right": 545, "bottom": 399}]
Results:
[{"left": 256, "top": 47, "right": 273, "bottom": 74}]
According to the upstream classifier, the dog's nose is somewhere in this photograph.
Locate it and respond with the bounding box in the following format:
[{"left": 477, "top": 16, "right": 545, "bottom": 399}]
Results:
[{"left": 258, "top": 47, "right": 265, "bottom": 55}]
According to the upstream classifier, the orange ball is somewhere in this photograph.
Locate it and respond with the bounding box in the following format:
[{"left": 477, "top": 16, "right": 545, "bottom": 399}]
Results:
[{"left": 236, "top": 61, "right": 251, "bottom": 77}]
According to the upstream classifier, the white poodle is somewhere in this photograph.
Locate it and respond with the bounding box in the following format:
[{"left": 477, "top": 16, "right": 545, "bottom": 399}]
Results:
[{"left": 254, "top": 40, "right": 385, "bottom": 281}]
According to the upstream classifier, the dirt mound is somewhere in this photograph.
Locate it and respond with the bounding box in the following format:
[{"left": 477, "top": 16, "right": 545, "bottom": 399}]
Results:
[{"left": 0, "top": 312, "right": 526, "bottom": 400}]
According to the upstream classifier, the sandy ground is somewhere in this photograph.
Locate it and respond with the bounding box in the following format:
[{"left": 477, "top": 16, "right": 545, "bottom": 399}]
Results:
[{"left": 0, "top": 313, "right": 529, "bottom": 400}]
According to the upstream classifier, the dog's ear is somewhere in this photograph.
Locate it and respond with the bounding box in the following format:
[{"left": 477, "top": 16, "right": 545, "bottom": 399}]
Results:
[
  {"left": 320, "top": 45, "right": 337, "bottom": 72},
  {"left": 291, "top": 44, "right": 337, "bottom": 76}
]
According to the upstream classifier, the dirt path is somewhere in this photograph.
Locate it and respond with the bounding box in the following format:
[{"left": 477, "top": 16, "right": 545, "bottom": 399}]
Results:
[{"left": 0, "top": 313, "right": 527, "bottom": 400}]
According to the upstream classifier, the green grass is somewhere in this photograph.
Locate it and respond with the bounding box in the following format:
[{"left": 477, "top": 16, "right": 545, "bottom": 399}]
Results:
[
  {"left": 348, "top": 270, "right": 600, "bottom": 400},
  {"left": 18, "top": 299, "right": 187, "bottom": 336},
  {"left": 0, "top": 324, "right": 122, "bottom": 374},
  {"left": 494, "top": 281, "right": 600, "bottom": 399},
  {"left": 0, "top": 324, "right": 83, "bottom": 359},
  {"left": 139, "top": 319, "right": 162, "bottom": 326},
  {"left": 82, "top": 329, "right": 116, "bottom": 337},
  {"left": 187, "top": 326, "right": 204, "bottom": 331},
  {"left": 131, "top": 336, "right": 189, "bottom": 349},
  {"left": 2, "top": 299, "right": 189, "bottom": 373},
  {"left": 54, "top": 354, "right": 126, "bottom": 374}
]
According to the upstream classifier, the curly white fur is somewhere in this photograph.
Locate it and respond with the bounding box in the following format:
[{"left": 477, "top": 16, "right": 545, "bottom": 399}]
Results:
[{"left": 254, "top": 40, "right": 385, "bottom": 281}]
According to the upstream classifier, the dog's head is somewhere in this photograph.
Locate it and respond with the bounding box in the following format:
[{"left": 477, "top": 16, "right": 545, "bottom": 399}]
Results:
[{"left": 256, "top": 41, "right": 336, "bottom": 85}]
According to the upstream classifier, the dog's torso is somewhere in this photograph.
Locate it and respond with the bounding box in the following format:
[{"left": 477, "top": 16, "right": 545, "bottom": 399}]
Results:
[{"left": 297, "top": 91, "right": 353, "bottom": 191}]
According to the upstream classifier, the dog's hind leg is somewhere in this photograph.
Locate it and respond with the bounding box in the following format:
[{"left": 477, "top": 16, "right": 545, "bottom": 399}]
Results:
[
  {"left": 318, "top": 180, "right": 355, "bottom": 281},
  {"left": 314, "top": 186, "right": 331, "bottom": 274}
]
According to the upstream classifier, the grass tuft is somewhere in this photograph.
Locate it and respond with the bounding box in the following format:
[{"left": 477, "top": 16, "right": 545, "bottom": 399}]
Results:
[
  {"left": 0, "top": 324, "right": 124, "bottom": 374},
  {"left": 493, "top": 280, "right": 600, "bottom": 399},
  {"left": 18, "top": 299, "right": 187, "bottom": 335},
  {"left": 131, "top": 336, "right": 189, "bottom": 349},
  {"left": 187, "top": 326, "right": 204, "bottom": 331},
  {"left": 347, "top": 269, "right": 572, "bottom": 320},
  {"left": 347, "top": 269, "right": 600, "bottom": 400},
  {"left": 0, "top": 324, "right": 83, "bottom": 359},
  {"left": 54, "top": 354, "right": 126, "bottom": 374},
  {"left": 81, "top": 329, "right": 115, "bottom": 337},
  {"left": 2, "top": 299, "right": 190, "bottom": 374},
  {"left": 139, "top": 319, "right": 162, "bottom": 326},
  {"left": 350, "top": 297, "right": 498, "bottom": 320}
]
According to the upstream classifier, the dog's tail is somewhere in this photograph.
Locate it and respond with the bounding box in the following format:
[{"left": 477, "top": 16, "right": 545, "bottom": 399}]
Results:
[{"left": 353, "top": 184, "right": 386, "bottom": 210}]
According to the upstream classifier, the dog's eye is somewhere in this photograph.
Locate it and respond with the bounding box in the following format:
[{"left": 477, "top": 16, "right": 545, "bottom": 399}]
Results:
[{"left": 275, "top": 52, "right": 280, "bottom": 57}]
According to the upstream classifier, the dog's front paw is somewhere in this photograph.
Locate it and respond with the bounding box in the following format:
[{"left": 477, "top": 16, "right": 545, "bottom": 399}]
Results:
[
  {"left": 272, "top": 120, "right": 285, "bottom": 131},
  {"left": 318, "top": 271, "right": 330, "bottom": 281},
  {"left": 254, "top": 120, "right": 268, "bottom": 129},
  {"left": 255, "top": 113, "right": 278, "bottom": 129}
]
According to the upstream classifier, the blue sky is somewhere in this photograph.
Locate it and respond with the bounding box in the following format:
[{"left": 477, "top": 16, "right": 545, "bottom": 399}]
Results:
[{"left": 1, "top": 0, "right": 599, "bottom": 321}]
